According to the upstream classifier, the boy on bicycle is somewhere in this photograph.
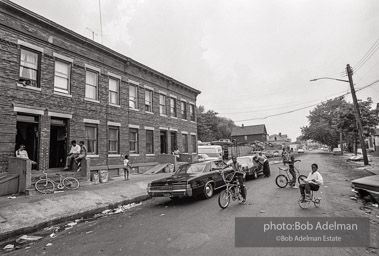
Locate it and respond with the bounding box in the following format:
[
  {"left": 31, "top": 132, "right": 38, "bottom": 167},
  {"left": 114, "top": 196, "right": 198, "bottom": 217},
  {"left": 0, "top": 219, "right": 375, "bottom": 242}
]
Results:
[
  {"left": 299, "top": 163, "right": 323, "bottom": 202},
  {"left": 284, "top": 156, "right": 301, "bottom": 188},
  {"left": 227, "top": 156, "right": 247, "bottom": 204}
]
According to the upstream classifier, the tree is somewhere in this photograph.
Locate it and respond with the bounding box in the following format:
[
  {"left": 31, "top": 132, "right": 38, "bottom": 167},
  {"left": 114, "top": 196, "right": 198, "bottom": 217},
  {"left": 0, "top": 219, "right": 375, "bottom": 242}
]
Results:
[
  {"left": 301, "top": 97, "right": 379, "bottom": 152},
  {"left": 196, "top": 106, "right": 235, "bottom": 142}
]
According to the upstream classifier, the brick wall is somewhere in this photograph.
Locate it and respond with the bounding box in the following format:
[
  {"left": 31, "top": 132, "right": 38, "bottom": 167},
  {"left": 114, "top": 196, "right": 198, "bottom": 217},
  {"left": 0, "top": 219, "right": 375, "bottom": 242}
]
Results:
[{"left": 0, "top": 2, "right": 199, "bottom": 172}]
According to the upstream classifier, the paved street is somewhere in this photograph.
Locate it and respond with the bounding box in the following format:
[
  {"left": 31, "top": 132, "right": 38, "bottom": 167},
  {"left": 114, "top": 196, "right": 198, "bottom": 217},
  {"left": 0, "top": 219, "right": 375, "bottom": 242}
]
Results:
[{"left": 4, "top": 152, "right": 379, "bottom": 256}]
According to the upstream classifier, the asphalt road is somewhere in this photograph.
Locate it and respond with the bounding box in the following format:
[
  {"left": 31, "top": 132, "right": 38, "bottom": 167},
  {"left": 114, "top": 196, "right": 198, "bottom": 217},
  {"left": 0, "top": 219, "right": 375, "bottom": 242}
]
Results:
[{"left": 5, "top": 152, "right": 379, "bottom": 256}]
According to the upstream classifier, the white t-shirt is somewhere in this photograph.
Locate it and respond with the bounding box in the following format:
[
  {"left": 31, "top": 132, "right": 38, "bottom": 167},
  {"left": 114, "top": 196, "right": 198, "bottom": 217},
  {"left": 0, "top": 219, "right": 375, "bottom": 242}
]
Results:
[
  {"left": 69, "top": 144, "right": 81, "bottom": 154},
  {"left": 305, "top": 171, "right": 323, "bottom": 185},
  {"left": 123, "top": 159, "right": 130, "bottom": 166}
]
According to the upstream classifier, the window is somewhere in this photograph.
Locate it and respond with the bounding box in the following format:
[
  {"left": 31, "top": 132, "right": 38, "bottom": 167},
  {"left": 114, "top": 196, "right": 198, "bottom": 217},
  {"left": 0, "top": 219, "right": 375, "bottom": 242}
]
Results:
[
  {"left": 190, "top": 104, "right": 195, "bottom": 121},
  {"left": 182, "top": 134, "right": 188, "bottom": 153},
  {"left": 85, "top": 70, "right": 98, "bottom": 100},
  {"left": 54, "top": 60, "right": 70, "bottom": 93},
  {"left": 19, "top": 49, "right": 39, "bottom": 87},
  {"left": 85, "top": 124, "right": 98, "bottom": 154},
  {"left": 109, "top": 78, "right": 120, "bottom": 105},
  {"left": 170, "top": 97, "right": 177, "bottom": 117},
  {"left": 159, "top": 94, "right": 166, "bottom": 115},
  {"left": 129, "top": 128, "right": 139, "bottom": 153},
  {"left": 181, "top": 101, "right": 187, "bottom": 120},
  {"left": 108, "top": 126, "right": 119, "bottom": 153},
  {"left": 145, "top": 89, "right": 153, "bottom": 112},
  {"left": 129, "top": 85, "right": 138, "bottom": 109},
  {"left": 191, "top": 135, "right": 197, "bottom": 153},
  {"left": 146, "top": 130, "right": 154, "bottom": 154}
]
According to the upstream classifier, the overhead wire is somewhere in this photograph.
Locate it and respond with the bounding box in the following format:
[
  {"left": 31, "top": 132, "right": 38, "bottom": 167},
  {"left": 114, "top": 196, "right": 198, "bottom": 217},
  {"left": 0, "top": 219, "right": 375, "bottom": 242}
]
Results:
[
  {"left": 232, "top": 78, "right": 379, "bottom": 122},
  {"left": 352, "top": 37, "right": 379, "bottom": 74}
]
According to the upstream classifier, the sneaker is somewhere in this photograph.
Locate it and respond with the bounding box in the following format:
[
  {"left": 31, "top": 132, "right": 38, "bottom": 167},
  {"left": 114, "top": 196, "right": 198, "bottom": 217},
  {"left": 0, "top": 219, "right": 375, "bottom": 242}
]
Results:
[
  {"left": 292, "top": 186, "right": 298, "bottom": 189},
  {"left": 241, "top": 199, "right": 246, "bottom": 204}
]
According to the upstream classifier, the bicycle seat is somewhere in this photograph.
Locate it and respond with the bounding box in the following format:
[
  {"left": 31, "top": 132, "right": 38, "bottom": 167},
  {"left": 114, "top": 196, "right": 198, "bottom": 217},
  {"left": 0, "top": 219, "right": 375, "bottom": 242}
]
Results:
[{"left": 278, "top": 167, "right": 289, "bottom": 171}]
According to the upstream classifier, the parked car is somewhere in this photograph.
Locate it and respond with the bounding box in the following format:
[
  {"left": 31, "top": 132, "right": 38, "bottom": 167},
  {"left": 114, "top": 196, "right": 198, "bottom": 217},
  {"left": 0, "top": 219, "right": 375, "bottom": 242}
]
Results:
[
  {"left": 332, "top": 148, "right": 343, "bottom": 155},
  {"left": 197, "top": 154, "right": 219, "bottom": 162},
  {"left": 298, "top": 149, "right": 305, "bottom": 153},
  {"left": 147, "top": 160, "right": 233, "bottom": 200},
  {"left": 236, "top": 156, "right": 262, "bottom": 180},
  {"left": 198, "top": 145, "right": 223, "bottom": 160},
  {"left": 352, "top": 175, "right": 379, "bottom": 203}
]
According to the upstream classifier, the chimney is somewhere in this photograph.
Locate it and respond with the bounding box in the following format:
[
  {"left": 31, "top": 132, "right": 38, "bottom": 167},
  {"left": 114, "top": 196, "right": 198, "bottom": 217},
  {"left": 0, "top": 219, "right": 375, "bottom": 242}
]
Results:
[
  {"left": 279, "top": 132, "right": 281, "bottom": 137},
  {"left": 242, "top": 124, "right": 244, "bottom": 128}
]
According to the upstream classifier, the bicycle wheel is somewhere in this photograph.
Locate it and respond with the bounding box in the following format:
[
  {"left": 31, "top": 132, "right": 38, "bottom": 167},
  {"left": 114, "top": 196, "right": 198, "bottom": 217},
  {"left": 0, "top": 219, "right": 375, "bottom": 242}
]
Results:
[
  {"left": 298, "top": 196, "right": 311, "bottom": 209},
  {"left": 275, "top": 175, "right": 288, "bottom": 188},
  {"left": 218, "top": 190, "right": 230, "bottom": 209},
  {"left": 298, "top": 175, "right": 307, "bottom": 185},
  {"left": 35, "top": 179, "right": 55, "bottom": 194},
  {"left": 63, "top": 177, "right": 80, "bottom": 190},
  {"left": 314, "top": 198, "right": 321, "bottom": 208}
]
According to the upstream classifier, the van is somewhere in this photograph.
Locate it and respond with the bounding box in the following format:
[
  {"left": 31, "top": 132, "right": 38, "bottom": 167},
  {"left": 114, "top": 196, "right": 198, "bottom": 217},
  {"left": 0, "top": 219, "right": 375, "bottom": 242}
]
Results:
[{"left": 198, "top": 145, "right": 223, "bottom": 159}]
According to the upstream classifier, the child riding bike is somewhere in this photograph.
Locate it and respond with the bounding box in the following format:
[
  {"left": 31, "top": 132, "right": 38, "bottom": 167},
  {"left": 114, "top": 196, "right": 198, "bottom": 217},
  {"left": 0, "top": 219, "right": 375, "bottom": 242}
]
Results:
[
  {"left": 226, "top": 156, "right": 247, "bottom": 204},
  {"left": 283, "top": 156, "right": 301, "bottom": 188}
]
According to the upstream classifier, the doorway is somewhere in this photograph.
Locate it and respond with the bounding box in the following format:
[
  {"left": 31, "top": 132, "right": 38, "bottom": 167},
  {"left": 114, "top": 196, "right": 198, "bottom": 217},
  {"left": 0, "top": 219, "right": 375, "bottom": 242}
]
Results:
[
  {"left": 160, "top": 130, "right": 168, "bottom": 154},
  {"left": 15, "top": 114, "right": 39, "bottom": 167},
  {"left": 49, "top": 118, "right": 68, "bottom": 168}
]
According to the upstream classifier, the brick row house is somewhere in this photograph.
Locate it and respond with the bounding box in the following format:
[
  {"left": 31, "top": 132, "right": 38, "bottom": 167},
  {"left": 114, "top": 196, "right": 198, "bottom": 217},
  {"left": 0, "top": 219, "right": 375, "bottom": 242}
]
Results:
[{"left": 0, "top": 1, "right": 200, "bottom": 173}]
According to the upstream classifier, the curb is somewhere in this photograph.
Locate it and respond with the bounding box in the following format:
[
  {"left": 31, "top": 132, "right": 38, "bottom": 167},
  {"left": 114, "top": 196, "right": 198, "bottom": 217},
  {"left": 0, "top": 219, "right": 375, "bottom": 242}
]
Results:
[{"left": 0, "top": 194, "right": 151, "bottom": 242}]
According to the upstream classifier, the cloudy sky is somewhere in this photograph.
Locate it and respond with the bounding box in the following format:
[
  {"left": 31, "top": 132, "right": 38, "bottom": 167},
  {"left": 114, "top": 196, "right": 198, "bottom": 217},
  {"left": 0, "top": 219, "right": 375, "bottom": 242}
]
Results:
[{"left": 11, "top": 0, "right": 379, "bottom": 140}]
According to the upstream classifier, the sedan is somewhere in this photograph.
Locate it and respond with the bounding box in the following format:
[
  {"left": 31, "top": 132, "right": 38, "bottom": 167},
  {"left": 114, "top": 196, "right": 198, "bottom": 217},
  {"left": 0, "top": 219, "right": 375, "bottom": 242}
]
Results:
[
  {"left": 298, "top": 149, "right": 305, "bottom": 153},
  {"left": 147, "top": 160, "right": 233, "bottom": 200},
  {"left": 236, "top": 156, "right": 262, "bottom": 180},
  {"left": 352, "top": 175, "right": 379, "bottom": 202}
]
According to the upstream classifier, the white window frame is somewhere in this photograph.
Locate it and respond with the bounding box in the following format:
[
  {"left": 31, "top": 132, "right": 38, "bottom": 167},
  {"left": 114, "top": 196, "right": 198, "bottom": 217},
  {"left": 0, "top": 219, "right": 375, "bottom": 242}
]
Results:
[
  {"left": 146, "top": 129, "right": 154, "bottom": 155},
  {"left": 108, "top": 126, "right": 120, "bottom": 154},
  {"left": 159, "top": 94, "right": 167, "bottom": 116},
  {"left": 19, "top": 48, "right": 40, "bottom": 88},
  {"left": 85, "top": 123, "right": 98, "bottom": 155},
  {"left": 54, "top": 59, "right": 71, "bottom": 94},
  {"left": 129, "top": 84, "right": 139, "bottom": 110},
  {"left": 145, "top": 89, "right": 153, "bottom": 113},
  {"left": 170, "top": 97, "right": 177, "bottom": 118},
  {"left": 109, "top": 77, "right": 120, "bottom": 106},
  {"left": 85, "top": 69, "right": 99, "bottom": 101}
]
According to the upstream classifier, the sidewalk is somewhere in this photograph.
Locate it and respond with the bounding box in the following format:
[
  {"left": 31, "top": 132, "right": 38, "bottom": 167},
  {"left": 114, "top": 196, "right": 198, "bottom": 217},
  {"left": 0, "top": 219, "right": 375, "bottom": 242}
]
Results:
[
  {"left": 342, "top": 153, "right": 379, "bottom": 175},
  {"left": 0, "top": 172, "right": 170, "bottom": 242}
]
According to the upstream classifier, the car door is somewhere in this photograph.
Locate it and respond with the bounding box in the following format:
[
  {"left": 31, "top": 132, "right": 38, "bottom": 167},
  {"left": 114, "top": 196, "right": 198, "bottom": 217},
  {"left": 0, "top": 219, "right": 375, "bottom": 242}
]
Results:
[{"left": 211, "top": 160, "right": 228, "bottom": 188}]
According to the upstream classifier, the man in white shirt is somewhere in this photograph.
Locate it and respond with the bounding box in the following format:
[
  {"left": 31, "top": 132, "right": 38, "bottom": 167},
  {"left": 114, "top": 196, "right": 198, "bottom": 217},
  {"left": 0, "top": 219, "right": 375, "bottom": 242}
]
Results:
[
  {"left": 16, "top": 144, "right": 37, "bottom": 168},
  {"left": 63, "top": 140, "right": 81, "bottom": 171},
  {"left": 299, "top": 163, "right": 323, "bottom": 201}
]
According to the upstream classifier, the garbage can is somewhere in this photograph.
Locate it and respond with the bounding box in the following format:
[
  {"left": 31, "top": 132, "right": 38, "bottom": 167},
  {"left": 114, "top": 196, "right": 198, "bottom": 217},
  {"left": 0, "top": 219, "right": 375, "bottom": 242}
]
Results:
[
  {"left": 91, "top": 172, "right": 99, "bottom": 185},
  {"left": 99, "top": 170, "right": 109, "bottom": 183}
]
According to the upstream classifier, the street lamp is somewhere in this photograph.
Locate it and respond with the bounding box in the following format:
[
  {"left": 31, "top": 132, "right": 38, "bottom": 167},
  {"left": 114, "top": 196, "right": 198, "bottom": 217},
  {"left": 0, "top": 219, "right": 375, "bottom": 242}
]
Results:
[{"left": 310, "top": 64, "right": 369, "bottom": 165}]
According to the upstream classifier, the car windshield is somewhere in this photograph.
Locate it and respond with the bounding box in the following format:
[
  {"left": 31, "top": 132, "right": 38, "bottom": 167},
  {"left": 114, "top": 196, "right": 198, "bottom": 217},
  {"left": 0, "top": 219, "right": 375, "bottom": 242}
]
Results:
[
  {"left": 175, "top": 162, "right": 208, "bottom": 174},
  {"left": 237, "top": 158, "right": 250, "bottom": 164}
]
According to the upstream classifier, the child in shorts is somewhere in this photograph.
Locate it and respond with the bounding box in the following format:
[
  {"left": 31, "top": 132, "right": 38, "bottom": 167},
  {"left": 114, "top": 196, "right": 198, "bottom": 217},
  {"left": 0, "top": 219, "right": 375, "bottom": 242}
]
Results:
[{"left": 123, "top": 155, "right": 131, "bottom": 180}]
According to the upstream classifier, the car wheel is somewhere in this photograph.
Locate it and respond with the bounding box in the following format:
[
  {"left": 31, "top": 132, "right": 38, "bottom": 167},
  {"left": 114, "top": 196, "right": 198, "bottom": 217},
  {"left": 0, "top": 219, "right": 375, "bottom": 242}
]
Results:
[
  {"left": 252, "top": 170, "right": 258, "bottom": 180},
  {"left": 204, "top": 182, "right": 214, "bottom": 199}
]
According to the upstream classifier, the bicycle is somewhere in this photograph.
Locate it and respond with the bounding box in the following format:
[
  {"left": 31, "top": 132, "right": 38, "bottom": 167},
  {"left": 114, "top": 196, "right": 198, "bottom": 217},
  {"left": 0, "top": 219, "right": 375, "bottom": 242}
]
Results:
[
  {"left": 218, "top": 169, "right": 247, "bottom": 209},
  {"left": 275, "top": 165, "right": 307, "bottom": 188},
  {"left": 35, "top": 171, "right": 80, "bottom": 194},
  {"left": 298, "top": 190, "right": 321, "bottom": 209}
]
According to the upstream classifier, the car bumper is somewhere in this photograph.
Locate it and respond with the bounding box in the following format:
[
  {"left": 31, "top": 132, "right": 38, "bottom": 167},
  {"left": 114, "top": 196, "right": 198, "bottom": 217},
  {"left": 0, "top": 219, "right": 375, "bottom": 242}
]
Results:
[
  {"left": 147, "top": 186, "right": 193, "bottom": 198},
  {"left": 352, "top": 184, "right": 379, "bottom": 202}
]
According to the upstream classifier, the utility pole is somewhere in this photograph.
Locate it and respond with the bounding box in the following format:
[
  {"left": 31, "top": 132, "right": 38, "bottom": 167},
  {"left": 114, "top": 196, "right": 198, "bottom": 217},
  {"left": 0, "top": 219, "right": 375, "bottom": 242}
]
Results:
[{"left": 346, "top": 64, "right": 369, "bottom": 165}]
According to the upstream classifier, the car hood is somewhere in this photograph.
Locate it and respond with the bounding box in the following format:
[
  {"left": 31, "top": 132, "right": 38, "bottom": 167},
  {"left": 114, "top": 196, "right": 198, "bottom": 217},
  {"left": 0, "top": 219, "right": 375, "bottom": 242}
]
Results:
[{"left": 352, "top": 174, "right": 379, "bottom": 187}]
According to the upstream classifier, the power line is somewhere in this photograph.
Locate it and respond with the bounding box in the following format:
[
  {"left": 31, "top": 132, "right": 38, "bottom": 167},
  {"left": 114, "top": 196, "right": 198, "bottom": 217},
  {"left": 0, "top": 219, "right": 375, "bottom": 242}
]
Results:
[
  {"left": 353, "top": 37, "right": 379, "bottom": 74},
  {"left": 233, "top": 78, "right": 379, "bottom": 122}
]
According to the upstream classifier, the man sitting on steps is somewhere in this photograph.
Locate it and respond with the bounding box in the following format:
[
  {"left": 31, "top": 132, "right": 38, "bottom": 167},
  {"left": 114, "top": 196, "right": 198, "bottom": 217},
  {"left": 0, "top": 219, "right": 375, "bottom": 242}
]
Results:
[
  {"left": 74, "top": 141, "right": 87, "bottom": 172},
  {"left": 63, "top": 140, "right": 81, "bottom": 171}
]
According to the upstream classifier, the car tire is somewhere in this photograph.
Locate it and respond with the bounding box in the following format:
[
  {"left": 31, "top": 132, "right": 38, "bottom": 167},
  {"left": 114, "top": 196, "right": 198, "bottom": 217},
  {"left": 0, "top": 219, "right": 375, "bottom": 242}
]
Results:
[
  {"left": 203, "top": 181, "right": 214, "bottom": 199},
  {"left": 251, "top": 170, "right": 258, "bottom": 180}
]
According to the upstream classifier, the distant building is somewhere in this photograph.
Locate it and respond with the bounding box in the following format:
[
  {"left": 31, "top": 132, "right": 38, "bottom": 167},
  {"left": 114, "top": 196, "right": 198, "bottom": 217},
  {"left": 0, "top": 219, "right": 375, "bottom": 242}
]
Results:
[
  {"left": 231, "top": 124, "right": 268, "bottom": 145},
  {"left": 268, "top": 133, "right": 291, "bottom": 144}
]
